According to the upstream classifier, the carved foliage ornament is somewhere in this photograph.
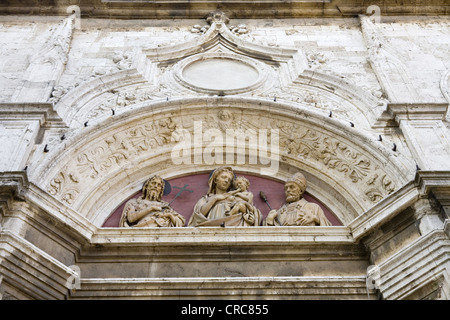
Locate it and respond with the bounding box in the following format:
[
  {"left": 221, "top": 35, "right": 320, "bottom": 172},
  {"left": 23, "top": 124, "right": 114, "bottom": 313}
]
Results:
[
  {"left": 276, "top": 121, "right": 395, "bottom": 201},
  {"left": 46, "top": 110, "right": 397, "bottom": 207},
  {"left": 48, "top": 118, "right": 176, "bottom": 204}
]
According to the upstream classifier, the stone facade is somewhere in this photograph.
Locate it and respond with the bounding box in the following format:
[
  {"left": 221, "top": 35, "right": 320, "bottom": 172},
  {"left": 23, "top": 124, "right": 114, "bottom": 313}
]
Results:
[{"left": 0, "top": 2, "right": 449, "bottom": 300}]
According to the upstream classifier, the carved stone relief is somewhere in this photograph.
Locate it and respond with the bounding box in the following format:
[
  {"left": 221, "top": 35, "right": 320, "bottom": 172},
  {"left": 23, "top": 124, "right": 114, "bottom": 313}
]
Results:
[
  {"left": 37, "top": 99, "right": 412, "bottom": 225},
  {"left": 47, "top": 168, "right": 80, "bottom": 205},
  {"left": 306, "top": 51, "right": 327, "bottom": 70},
  {"left": 188, "top": 167, "right": 262, "bottom": 227},
  {"left": 85, "top": 85, "right": 155, "bottom": 120},
  {"left": 12, "top": 14, "right": 75, "bottom": 103},
  {"left": 119, "top": 175, "right": 185, "bottom": 227},
  {"left": 47, "top": 117, "right": 177, "bottom": 206},
  {"left": 275, "top": 120, "right": 397, "bottom": 201},
  {"left": 264, "top": 172, "right": 332, "bottom": 227},
  {"left": 45, "top": 10, "right": 390, "bottom": 139},
  {"left": 29, "top": 11, "right": 415, "bottom": 226},
  {"left": 191, "top": 22, "right": 247, "bottom": 35}
]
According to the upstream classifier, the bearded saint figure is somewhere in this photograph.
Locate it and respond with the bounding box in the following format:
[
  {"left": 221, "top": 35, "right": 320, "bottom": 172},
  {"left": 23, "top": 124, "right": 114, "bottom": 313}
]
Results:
[
  {"left": 120, "top": 175, "right": 185, "bottom": 227},
  {"left": 264, "top": 172, "right": 331, "bottom": 227}
]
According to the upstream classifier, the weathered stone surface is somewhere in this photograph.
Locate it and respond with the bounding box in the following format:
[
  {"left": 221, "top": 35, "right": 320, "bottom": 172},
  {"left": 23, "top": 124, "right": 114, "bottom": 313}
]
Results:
[{"left": 0, "top": 7, "right": 449, "bottom": 300}]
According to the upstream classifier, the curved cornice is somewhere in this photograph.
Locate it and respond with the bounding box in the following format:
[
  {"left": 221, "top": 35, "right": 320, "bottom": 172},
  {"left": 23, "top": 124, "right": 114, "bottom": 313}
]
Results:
[
  {"left": 136, "top": 18, "right": 307, "bottom": 87},
  {"left": 54, "top": 69, "right": 146, "bottom": 127},
  {"left": 29, "top": 96, "right": 416, "bottom": 227}
]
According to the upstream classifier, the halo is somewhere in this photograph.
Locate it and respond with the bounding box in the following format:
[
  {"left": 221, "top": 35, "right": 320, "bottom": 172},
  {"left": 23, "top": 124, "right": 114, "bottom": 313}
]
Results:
[{"left": 163, "top": 179, "right": 172, "bottom": 195}]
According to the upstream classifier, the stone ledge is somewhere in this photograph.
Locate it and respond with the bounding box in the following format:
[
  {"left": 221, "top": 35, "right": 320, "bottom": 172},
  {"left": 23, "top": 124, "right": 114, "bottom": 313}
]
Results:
[
  {"left": 377, "top": 230, "right": 450, "bottom": 300},
  {"left": 93, "top": 226, "right": 354, "bottom": 246},
  {"left": 0, "top": 103, "right": 65, "bottom": 128},
  {"left": 0, "top": 230, "right": 74, "bottom": 299},
  {"left": 69, "top": 275, "right": 374, "bottom": 299},
  {"left": 4, "top": 179, "right": 357, "bottom": 248},
  {"left": 416, "top": 171, "right": 450, "bottom": 215},
  {"left": 387, "top": 103, "right": 449, "bottom": 122},
  {"left": 0, "top": 171, "right": 29, "bottom": 202},
  {"left": 416, "top": 171, "right": 450, "bottom": 197},
  {"left": 1, "top": 0, "right": 449, "bottom": 18},
  {"left": 349, "top": 181, "right": 419, "bottom": 240}
]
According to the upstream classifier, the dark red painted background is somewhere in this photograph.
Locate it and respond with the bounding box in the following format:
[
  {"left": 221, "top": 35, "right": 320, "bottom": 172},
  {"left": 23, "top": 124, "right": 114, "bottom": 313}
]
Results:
[{"left": 102, "top": 173, "right": 342, "bottom": 227}]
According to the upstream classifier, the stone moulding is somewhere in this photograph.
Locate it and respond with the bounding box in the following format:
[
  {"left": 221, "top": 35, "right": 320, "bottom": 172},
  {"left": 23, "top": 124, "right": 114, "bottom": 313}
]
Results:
[
  {"left": 27, "top": 96, "right": 416, "bottom": 228},
  {"left": 416, "top": 171, "right": 450, "bottom": 196},
  {"left": 349, "top": 181, "right": 419, "bottom": 240},
  {"left": 415, "top": 171, "right": 450, "bottom": 214},
  {"left": 68, "top": 276, "right": 373, "bottom": 300},
  {"left": 54, "top": 69, "right": 146, "bottom": 128},
  {"left": 48, "top": 52, "right": 387, "bottom": 138},
  {"left": 139, "top": 17, "right": 306, "bottom": 72},
  {"left": 360, "top": 15, "right": 421, "bottom": 104},
  {"left": 3, "top": 1, "right": 449, "bottom": 19},
  {"left": 137, "top": 16, "right": 306, "bottom": 90},
  {"left": 91, "top": 226, "right": 354, "bottom": 246},
  {"left": 1, "top": 177, "right": 372, "bottom": 299},
  {"left": 7, "top": 170, "right": 444, "bottom": 247},
  {"left": 2, "top": 175, "right": 360, "bottom": 246},
  {"left": 24, "top": 181, "right": 97, "bottom": 241},
  {"left": 172, "top": 52, "right": 269, "bottom": 95},
  {"left": 47, "top": 12, "right": 388, "bottom": 133},
  {"left": 351, "top": 171, "right": 450, "bottom": 241},
  {"left": 376, "top": 229, "right": 450, "bottom": 300},
  {"left": 294, "top": 70, "right": 387, "bottom": 127},
  {"left": 0, "top": 230, "right": 76, "bottom": 300},
  {"left": 0, "top": 171, "right": 29, "bottom": 201},
  {"left": 387, "top": 103, "right": 449, "bottom": 122},
  {"left": 3, "top": 169, "right": 448, "bottom": 299},
  {"left": 0, "top": 103, "right": 65, "bottom": 128},
  {"left": 51, "top": 64, "right": 385, "bottom": 132}
]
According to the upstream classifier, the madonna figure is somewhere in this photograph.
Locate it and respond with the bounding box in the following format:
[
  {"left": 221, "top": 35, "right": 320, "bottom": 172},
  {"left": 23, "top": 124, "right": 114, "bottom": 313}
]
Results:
[{"left": 188, "top": 167, "right": 261, "bottom": 227}]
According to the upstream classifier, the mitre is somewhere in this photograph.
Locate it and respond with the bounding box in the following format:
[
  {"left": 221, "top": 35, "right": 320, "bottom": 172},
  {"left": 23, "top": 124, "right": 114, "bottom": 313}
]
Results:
[{"left": 286, "top": 172, "right": 307, "bottom": 191}]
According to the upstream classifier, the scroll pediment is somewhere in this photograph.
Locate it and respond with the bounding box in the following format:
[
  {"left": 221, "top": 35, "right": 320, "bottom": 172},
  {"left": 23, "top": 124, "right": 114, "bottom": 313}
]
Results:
[
  {"left": 140, "top": 11, "right": 305, "bottom": 65},
  {"left": 136, "top": 11, "right": 307, "bottom": 91},
  {"left": 50, "top": 11, "right": 389, "bottom": 131}
]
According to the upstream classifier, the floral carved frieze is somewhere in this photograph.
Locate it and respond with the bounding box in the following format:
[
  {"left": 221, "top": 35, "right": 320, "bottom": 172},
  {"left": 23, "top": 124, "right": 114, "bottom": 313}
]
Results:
[
  {"left": 277, "top": 123, "right": 396, "bottom": 202},
  {"left": 279, "top": 128, "right": 372, "bottom": 183},
  {"left": 68, "top": 78, "right": 372, "bottom": 131},
  {"left": 85, "top": 86, "right": 156, "bottom": 120},
  {"left": 259, "top": 85, "right": 360, "bottom": 127},
  {"left": 43, "top": 102, "right": 404, "bottom": 212},
  {"left": 47, "top": 117, "right": 177, "bottom": 204},
  {"left": 48, "top": 168, "right": 80, "bottom": 205}
]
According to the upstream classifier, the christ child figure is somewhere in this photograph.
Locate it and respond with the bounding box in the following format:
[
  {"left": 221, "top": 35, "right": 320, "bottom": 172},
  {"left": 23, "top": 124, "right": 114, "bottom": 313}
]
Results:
[{"left": 228, "top": 176, "right": 254, "bottom": 216}]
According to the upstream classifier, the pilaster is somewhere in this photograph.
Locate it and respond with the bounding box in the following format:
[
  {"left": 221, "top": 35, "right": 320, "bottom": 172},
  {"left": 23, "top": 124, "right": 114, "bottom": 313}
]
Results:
[
  {"left": 386, "top": 103, "right": 450, "bottom": 171},
  {"left": 0, "top": 103, "right": 65, "bottom": 172},
  {"left": 11, "top": 14, "right": 75, "bottom": 103}
]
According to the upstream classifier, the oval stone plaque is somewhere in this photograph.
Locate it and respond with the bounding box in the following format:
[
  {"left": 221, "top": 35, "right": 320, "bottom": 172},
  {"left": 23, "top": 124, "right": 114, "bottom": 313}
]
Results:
[{"left": 182, "top": 58, "right": 260, "bottom": 91}]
